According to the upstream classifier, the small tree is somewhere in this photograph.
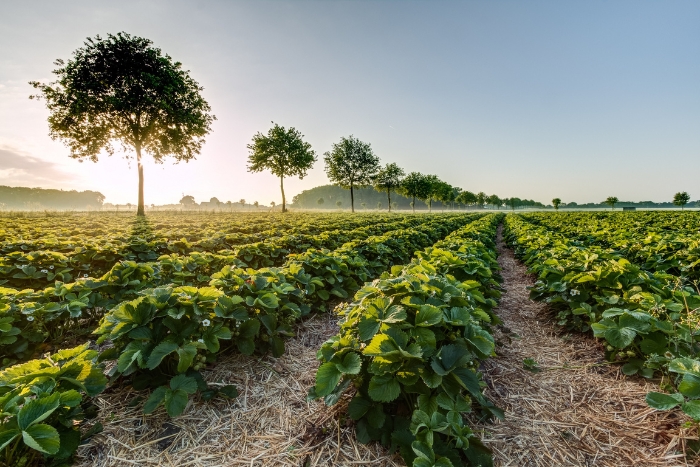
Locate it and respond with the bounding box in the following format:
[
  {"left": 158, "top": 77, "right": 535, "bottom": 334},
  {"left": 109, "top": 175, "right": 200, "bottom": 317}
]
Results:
[
  {"left": 458, "top": 191, "right": 477, "bottom": 209},
  {"left": 476, "top": 192, "right": 487, "bottom": 209},
  {"left": 488, "top": 194, "right": 501, "bottom": 210},
  {"left": 247, "top": 122, "right": 316, "bottom": 213},
  {"left": 552, "top": 198, "right": 562, "bottom": 210},
  {"left": 270, "top": 201, "right": 276, "bottom": 209},
  {"left": 376, "top": 201, "right": 382, "bottom": 210},
  {"left": 324, "top": 135, "right": 380, "bottom": 213},
  {"left": 604, "top": 196, "right": 619, "bottom": 210},
  {"left": 336, "top": 200, "right": 342, "bottom": 209},
  {"left": 253, "top": 201, "right": 259, "bottom": 209},
  {"left": 317, "top": 197, "right": 324, "bottom": 207},
  {"left": 399, "top": 172, "right": 431, "bottom": 213},
  {"left": 239, "top": 199, "right": 246, "bottom": 208},
  {"left": 372, "top": 162, "right": 405, "bottom": 212},
  {"left": 508, "top": 197, "right": 521, "bottom": 211},
  {"left": 673, "top": 192, "right": 690, "bottom": 210},
  {"left": 30, "top": 33, "right": 215, "bottom": 216},
  {"left": 226, "top": 200, "right": 232, "bottom": 210},
  {"left": 180, "top": 195, "right": 196, "bottom": 207},
  {"left": 361, "top": 202, "right": 367, "bottom": 210}
]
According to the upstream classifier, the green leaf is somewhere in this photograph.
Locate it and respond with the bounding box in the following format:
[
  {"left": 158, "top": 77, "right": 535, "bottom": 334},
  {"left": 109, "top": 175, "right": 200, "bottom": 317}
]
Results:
[
  {"left": 143, "top": 386, "right": 168, "bottom": 414},
  {"left": 170, "top": 374, "right": 198, "bottom": 394},
  {"left": 669, "top": 358, "right": 700, "bottom": 377},
  {"left": 59, "top": 389, "right": 83, "bottom": 407},
  {"left": 646, "top": 392, "right": 684, "bottom": 410},
  {"left": 358, "top": 316, "right": 381, "bottom": 341},
  {"left": 682, "top": 400, "right": 700, "bottom": 421},
  {"left": 177, "top": 343, "right": 198, "bottom": 373},
  {"left": 347, "top": 396, "right": 372, "bottom": 420},
  {"left": 0, "top": 429, "right": 20, "bottom": 451},
  {"left": 164, "top": 389, "right": 190, "bottom": 417},
  {"left": 415, "top": 305, "right": 443, "bottom": 327},
  {"left": 679, "top": 374, "right": 700, "bottom": 399},
  {"left": 147, "top": 341, "right": 179, "bottom": 370},
  {"left": 22, "top": 424, "right": 60, "bottom": 454},
  {"left": 368, "top": 375, "right": 400, "bottom": 402},
  {"left": 336, "top": 353, "right": 362, "bottom": 375},
  {"left": 17, "top": 393, "right": 61, "bottom": 430},
  {"left": 605, "top": 327, "right": 636, "bottom": 349},
  {"left": 315, "top": 362, "right": 342, "bottom": 397}
]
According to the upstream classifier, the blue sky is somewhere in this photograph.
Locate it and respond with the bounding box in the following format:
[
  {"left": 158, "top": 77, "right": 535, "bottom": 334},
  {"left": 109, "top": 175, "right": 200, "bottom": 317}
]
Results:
[{"left": 0, "top": 0, "right": 698, "bottom": 205}]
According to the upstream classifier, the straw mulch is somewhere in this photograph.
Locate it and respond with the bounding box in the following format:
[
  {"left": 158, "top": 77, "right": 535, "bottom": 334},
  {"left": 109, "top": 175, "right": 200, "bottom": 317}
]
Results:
[
  {"left": 76, "top": 313, "right": 404, "bottom": 467},
  {"left": 469, "top": 227, "right": 696, "bottom": 467}
]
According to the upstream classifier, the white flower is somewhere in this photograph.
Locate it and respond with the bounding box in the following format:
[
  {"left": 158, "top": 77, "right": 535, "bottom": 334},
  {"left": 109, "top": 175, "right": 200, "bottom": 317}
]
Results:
[
  {"left": 198, "top": 338, "right": 205, "bottom": 344},
  {"left": 41, "top": 269, "right": 48, "bottom": 274},
  {"left": 84, "top": 274, "right": 88, "bottom": 278},
  {"left": 202, "top": 319, "right": 211, "bottom": 327},
  {"left": 49, "top": 265, "right": 54, "bottom": 270},
  {"left": 570, "top": 289, "right": 580, "bottom": 296},
  {"left": 27, "top": 316, "right": 35, "bottom": 322}
]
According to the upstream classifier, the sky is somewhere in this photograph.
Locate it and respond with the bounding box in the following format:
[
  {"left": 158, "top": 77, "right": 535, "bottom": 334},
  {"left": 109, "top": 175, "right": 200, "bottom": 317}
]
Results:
[{"left": 0, "top": 0, "right": 698, "bottom": 206}]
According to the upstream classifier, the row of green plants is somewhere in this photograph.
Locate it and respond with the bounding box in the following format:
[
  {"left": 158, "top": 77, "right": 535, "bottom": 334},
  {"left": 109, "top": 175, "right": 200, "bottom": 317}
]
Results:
[
  {"left": 504, "top": 214, "right": 700, "bottom": 424},
  {"left": 0, "top": 215, "right": 472, "bottom": 367},
  {"left": 309, "top": 214, "right": 505, "bottom": 467},
  {"left": 0, "top": 214, "right": 481, "bottom": 466},
  {"left": 521, "top": 211, "right": 700, "bottom": 281},
  {"left": 1, "top": 214, "right": 426, "bottom": 290}
]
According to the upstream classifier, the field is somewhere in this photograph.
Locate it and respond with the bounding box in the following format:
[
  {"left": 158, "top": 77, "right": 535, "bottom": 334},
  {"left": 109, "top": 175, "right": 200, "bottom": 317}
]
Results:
[{"left": 0, "top": 211, "right": 698, "bottom": 466}]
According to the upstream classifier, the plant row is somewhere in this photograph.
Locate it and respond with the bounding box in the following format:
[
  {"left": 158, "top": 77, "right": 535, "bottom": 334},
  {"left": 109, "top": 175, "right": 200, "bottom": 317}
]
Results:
[
  {"left": 504, "top": 214, "right": 700, "bottom": 423},
  {"left": 309, "top": 214, "right": 504, "bottom": 467}
]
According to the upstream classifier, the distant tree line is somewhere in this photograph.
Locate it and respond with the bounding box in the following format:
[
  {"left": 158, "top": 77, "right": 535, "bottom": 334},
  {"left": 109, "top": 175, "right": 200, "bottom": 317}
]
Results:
[{"left": 0, "top": 186, "right": 105, "bottom": 210}]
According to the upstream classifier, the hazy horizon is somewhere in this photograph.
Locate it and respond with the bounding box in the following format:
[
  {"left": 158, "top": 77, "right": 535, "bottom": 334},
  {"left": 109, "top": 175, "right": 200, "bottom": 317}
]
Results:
[{"left": 1, "top": 1, "right": 698, "bottom": 206}]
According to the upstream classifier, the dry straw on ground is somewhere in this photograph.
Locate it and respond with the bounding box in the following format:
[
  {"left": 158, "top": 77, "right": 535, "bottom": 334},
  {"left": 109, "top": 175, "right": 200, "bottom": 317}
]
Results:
[
  {"left": 469, "top": 228, "right": 695, "bottom": 467},
  {"left": 76, "top": 228, "right": 696, "bottom": 467}
]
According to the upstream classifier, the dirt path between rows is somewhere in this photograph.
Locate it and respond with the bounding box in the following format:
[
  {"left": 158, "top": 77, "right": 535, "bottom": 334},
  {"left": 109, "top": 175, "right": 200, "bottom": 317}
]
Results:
[{"left": 470, "top": 226, "right": 693, "bottom": 467}]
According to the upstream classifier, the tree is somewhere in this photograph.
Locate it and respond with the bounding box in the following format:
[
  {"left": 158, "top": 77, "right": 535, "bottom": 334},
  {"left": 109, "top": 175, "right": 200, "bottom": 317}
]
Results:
[
  {"left": 270, "top": 201, "right": 276, "bottom": 209},
  {"left": 324, "top": 135, "right": 380, "bottom": 213},
  {"left": 673, "top": 192, "right": 690, "bottom": 210},
  {"left": 604, "top": 196, "right": 619, "bottom": 210},
  {"left": 376, "top": 201, "right": 382, "bottom": 210},
  {"left": 488, "top": 194, "right": 501, "bottom": 209},
  {"left": 476, "top": 192, "right": 487, "bottom": 209},
  {"left": 336, "top": 200, "right": 342, "bottom": 209},
  {"left": 508, "top": 197, "right": 521, "bottom": 210},
  {"left": 247, "top": 122, "right": 316, "bottom": 213},
  {"left": 253, "top": 201, "right": 259, "bottom": 209},
  {"left": 451, "top": 187, "right": 462, "bottom": 210},
  {"left": 398, "top": 172, "right": 431, "bottom": 213},
  {"left": 180, "top": 195, "right": 196, "bottom": 206},
  {"left": 210, "top": 197, "right": 220, "bottom": 207},
  {"left": 317, "top": 197, "right": 324, "bottom": 207},
  {"left": 431, "top": 180, "right": 452, "bottom": 212},
  {"left": 552, "top": 198, "right": 562, "bottom": 210},
  {"left": 458, "top": 191, "right": 477, "bottom": 208},
  {"left": 30, "top": 33, "right": 214, "bottom": 216},
  {"left": 361, "top": 202, "right": 367, "bottom": 210},
  {"left": 372, "top": 163, "right": 405, "bottom": 212}
]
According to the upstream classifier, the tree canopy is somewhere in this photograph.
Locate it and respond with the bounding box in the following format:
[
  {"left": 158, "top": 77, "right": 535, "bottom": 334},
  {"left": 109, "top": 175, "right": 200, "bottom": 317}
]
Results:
[
  {"left": 604, "top": 196, "right": 619, "bottom": 210},
  {"left": 398, "top": 172, "right": 431, "bottom": 213},
  {"left": 673, "top": 191, "right": 690, "bottom": 209},
  {"left": 323, "top": 135, "right": 380, "bottom": 212},
  {"left": 372, "top": 163, "right": 405, "bottom": 212},
  {"left": 247, "top": 122, "right": 316, "bottom": 213},
  {"left": 552, "top": 198, "right": 562, "bottom": 210},
  {"left": 30, "top": 32, "right": 215, "bottom": 216}
]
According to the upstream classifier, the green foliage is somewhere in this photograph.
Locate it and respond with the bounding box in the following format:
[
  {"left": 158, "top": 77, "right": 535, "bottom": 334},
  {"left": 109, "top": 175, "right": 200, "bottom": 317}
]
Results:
[
  {"left": 247, "top": 123, "right": 317, "bottom": 213},
  {"left": 373, "top": 163, "right": 405, "bottom": 212},
  {"left": 551, "top": 198, "right": 561, "bottom": 210},
  {"left": 0, "top": 344, "right": 106, "bottom": 466},
  {"left": 324, "top": 136, "right": 381, "bottom": 213},
  {"left": 399, "top": 173, "right": 432, "bottom": 213},
  {"left": 673, "top": 192, "right": 690, "bottom": 209},
  {"left": 604, "top": 196, "right": 619, "bottom": 210},
  {"left": 309, "top": 215, "right": 504, "bottom": 466}
]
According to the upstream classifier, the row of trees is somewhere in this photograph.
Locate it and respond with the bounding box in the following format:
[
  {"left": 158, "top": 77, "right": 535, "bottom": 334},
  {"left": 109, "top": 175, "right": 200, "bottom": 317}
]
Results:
[
  {"left": 552, "top": 192, "right": 693, "bottom": 211},
  {"left": 248, "top": 126, "right": 545, "bottom": 213}
]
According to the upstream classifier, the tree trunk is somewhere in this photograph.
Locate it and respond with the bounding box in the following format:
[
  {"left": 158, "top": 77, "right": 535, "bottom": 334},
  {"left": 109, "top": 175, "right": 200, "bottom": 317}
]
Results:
[
  {"left": 350, "top": 183, "right": 355, "bottom": 213},
  {"left": 412, "top": 196, "right": 415, "bottom": 213},
  {"left": 136, "top": 143, "right": 145, "bottom": 216},
  {"left": 387, "top": 189, "right": 391, "bottom": 212},
  {"left": 429, "top": 198, "right": 432, "bottom": 213},
  {"left": 280, "top": 176, "right": 286, "bottom": 213}
]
